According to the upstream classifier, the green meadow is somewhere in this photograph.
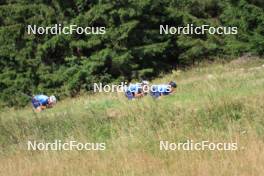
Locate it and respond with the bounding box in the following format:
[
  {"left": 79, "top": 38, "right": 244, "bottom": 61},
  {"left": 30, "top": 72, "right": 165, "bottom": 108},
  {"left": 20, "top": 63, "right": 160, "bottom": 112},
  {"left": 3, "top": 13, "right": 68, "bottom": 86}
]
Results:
[{"left": 1, "top": 58, "right": 264, "bottom": 176}]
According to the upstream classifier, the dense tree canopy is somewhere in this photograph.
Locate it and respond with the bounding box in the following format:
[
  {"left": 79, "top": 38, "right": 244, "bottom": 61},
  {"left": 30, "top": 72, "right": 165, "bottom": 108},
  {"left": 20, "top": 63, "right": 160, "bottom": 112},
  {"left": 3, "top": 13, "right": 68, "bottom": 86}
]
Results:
[{"left": 0, "top": 0, "right": 264, "bottom": 107}]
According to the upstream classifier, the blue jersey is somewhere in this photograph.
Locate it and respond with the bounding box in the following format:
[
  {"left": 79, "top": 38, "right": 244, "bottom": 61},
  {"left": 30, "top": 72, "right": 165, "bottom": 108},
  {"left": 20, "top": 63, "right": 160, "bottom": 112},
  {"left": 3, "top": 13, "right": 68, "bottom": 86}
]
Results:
[
  {"left": 32, "top": 95, "right": 49, "bottom": 108},
  {"left": 151, "top": 85, "right": 171, "bottom": 97},
  {"left": 125, "top": 83, "right": 142, "bottom": 99},
  {"left": 127, "top": 84, "right": 142, "bottom": 93}
]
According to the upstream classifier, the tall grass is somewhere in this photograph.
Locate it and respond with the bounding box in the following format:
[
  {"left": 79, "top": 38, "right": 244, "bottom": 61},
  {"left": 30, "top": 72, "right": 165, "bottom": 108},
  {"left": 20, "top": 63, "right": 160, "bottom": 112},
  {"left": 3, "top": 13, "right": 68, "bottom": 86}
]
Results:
[{"left": 0, "top": 59, "right": 264, "bottom": 176}]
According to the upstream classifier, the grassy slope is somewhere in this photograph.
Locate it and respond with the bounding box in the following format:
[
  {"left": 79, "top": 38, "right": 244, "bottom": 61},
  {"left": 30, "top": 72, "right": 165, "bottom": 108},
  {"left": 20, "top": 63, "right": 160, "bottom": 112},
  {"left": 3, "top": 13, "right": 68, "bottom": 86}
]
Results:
[{"left": 0, "top": 58, "right": 264, "bottom": 176}]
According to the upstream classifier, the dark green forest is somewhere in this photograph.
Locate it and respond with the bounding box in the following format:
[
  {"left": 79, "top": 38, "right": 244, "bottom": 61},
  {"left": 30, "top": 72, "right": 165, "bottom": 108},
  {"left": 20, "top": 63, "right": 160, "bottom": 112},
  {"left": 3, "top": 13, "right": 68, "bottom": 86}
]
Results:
[{"left": 0, "top": 0, "right": 264, "bottom": 107}]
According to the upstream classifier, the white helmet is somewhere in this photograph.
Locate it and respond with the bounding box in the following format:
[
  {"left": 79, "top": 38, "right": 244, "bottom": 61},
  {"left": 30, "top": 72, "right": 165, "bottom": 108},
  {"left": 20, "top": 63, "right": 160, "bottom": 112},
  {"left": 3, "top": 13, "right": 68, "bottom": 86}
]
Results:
[{"left": 49, "top": 95, "right": 57, "bottom": 104}]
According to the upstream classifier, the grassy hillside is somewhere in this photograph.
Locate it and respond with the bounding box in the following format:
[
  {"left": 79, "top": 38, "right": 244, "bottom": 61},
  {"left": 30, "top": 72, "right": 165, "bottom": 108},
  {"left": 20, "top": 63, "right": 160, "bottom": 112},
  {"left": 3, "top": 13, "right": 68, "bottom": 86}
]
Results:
[{"left": 0, "top": 58, "right": 264, "bottom": 176}]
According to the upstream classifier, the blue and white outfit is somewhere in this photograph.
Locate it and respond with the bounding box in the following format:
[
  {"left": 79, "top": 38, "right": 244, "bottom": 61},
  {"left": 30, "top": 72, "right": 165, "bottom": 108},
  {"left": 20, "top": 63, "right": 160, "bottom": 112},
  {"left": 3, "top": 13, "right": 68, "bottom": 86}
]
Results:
[
  {"left": 31, "top": 94, "right": 49, "bottom": 108},
  {"left": 150, "top": 84, "right": 171, "bottom": 98},
  {"left": 125, "top": 83, "right": 142, "bottom": 100}
]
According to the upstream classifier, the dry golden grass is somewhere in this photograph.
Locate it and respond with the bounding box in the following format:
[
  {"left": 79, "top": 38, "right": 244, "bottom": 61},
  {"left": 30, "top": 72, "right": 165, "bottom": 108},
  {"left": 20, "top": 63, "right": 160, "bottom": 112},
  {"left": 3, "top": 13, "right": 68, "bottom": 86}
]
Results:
[{"left": 0, "top": 134, "right": 263, "bottom": 176}]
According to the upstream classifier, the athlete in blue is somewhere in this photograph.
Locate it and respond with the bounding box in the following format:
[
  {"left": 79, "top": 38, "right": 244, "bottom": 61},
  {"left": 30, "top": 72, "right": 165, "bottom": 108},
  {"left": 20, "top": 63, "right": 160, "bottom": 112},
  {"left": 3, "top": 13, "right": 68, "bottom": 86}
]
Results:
[
  {"left": 150, "top": 81, "right": 177, "bottom": 98},
  {"left": 32, "top": 94, "right": 57, "bottom": 112},
  {"left": 125, "top": 81, "right": 149, "bottom": 100},
  {"left": 125, "top": 83, "right": 143, "bottom": 100}
]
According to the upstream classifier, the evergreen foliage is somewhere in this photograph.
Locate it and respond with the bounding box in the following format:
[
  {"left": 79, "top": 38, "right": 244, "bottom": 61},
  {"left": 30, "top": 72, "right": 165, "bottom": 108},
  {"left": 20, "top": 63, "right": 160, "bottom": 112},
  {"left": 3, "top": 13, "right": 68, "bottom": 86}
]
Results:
[{"left": 0, "top": 0, "right": 263, "bottom": 107}]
